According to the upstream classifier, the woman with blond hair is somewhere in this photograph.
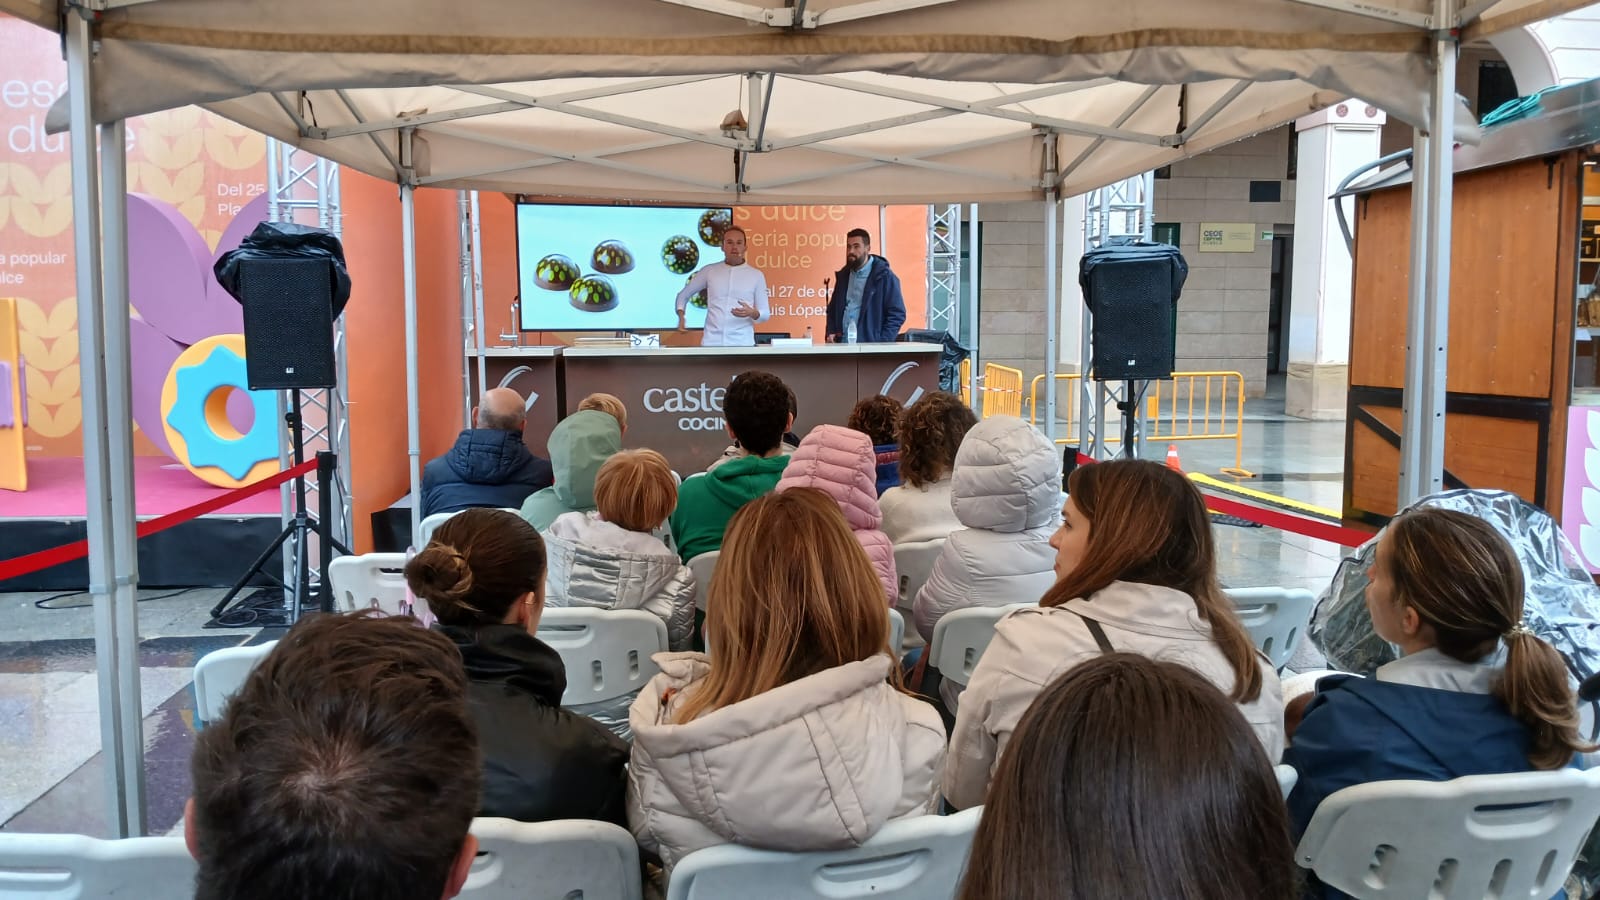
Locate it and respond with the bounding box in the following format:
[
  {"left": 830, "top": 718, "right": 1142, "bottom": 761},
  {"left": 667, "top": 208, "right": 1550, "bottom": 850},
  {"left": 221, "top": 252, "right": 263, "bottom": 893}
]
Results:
[
  {"left": 545, "top": 449, "right": 696, "bottom": 649},
  {"left": 627, "top": 488, "right": 945, "bottom": 877},
  {"left": 1285, "top": 507, "right": 1593, "bottom": 899},
  {"left": 944, "top": 458, "right": 1283, "bottom": 810}
]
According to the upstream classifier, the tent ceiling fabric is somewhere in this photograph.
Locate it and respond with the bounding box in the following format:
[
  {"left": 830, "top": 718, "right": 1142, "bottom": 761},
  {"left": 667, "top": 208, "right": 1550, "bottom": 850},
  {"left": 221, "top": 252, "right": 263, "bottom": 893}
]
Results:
[{"left": 5, "top": 0, "right": 1592, "bottom": 202}]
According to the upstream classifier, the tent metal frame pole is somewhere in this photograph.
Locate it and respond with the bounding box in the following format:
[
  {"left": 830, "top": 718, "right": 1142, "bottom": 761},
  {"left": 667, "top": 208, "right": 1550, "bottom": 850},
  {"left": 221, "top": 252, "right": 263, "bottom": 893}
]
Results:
[
  {"left": 471, "top": 191, "right": 489, "bottom": 396},
  {"left": 1043, "top": 135, "right": 1060, "bottom": 444},
  {"left": 966, "top": 202, "right": 980, "bottom": 404},
  {"left": 66, "top": 9, "right": 140, "bottom": 838},
  {"left": 457, "top": 190, "right": 474, "bottom": 428},
  {"left": 99, "top": 117, "right": 146, "bottom": 836},
  {"left": 1418, "top": 6, "right": 1457, "bottom": 499},
  {"left": 1398, "top": 128, "right": 1430, "bottom": 504},
  {"left": 401, "top": 130, "right": 424, "bottom": 550}
]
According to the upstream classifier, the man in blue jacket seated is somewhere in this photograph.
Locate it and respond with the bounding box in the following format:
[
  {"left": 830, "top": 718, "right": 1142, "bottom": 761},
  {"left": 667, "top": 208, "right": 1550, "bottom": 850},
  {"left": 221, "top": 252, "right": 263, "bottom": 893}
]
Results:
[
  {"left": 421, "top": 387, "right": 553, "bottom": 517},
  {"left": 826, "top": 228, "right": 907, "bottom": 344}
]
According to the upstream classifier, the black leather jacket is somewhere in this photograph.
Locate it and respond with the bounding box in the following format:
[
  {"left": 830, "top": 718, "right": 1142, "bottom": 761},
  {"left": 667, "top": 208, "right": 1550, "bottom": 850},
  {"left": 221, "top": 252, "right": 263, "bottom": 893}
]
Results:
[{"left": 437, "top": 623, "right": 629, "bottom": 826}]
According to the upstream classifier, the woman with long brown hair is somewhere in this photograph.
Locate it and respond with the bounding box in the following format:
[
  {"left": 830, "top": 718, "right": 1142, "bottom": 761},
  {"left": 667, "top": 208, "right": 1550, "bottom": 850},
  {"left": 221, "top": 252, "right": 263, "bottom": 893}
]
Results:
[
  {"left": 627, "top": 487, "right": 946, "bottom": 876},
  {"left": 958, "top": 653, "right": 1301, "bottom": 900},
  {"left": 944, "top": 458, "right": 1283, "bottom": 810},
  {"left": 1285, "top": 506, "right": 1593, "bottom": 899}
]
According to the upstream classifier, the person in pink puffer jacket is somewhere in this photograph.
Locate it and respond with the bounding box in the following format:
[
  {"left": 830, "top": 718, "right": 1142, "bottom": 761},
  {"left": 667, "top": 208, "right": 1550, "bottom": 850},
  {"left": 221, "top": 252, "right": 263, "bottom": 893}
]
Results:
[{"left": 777, "top": 424, "right": 898, "bottom": 604}]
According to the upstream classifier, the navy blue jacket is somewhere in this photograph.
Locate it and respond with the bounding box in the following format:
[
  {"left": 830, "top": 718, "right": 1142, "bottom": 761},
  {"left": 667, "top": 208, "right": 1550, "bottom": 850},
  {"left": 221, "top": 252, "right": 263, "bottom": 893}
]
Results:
[
  {"left": 421, "top": 428, "right": 554, "bottom": 518},
  {"left": 873, "top": 442, "right": 901, "bottom": 496},
  {"left": 1284, "top": 675, "right": 1534, "bottom": 900},
  {"left": 827, "top": 255, "right": 907, "bottom": 343}
]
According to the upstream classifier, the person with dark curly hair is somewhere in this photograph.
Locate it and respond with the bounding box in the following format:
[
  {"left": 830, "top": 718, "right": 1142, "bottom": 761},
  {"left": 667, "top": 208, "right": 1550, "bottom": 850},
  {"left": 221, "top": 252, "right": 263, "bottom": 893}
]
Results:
[
  {"left": 847, "top": 394, "right": 904, "bottom": 496},
  {"left": 672, "top": 370, "right": 795, "bottom": 562},
  {"left": 879, "top": 391, "right": 977, "bottom": 544}
]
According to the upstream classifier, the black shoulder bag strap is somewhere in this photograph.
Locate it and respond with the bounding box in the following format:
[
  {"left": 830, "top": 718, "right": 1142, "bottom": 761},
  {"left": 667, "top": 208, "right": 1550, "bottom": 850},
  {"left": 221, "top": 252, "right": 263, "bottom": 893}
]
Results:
[{"left": 1069, "top": 609, "right": 1115, "bottom": 654}]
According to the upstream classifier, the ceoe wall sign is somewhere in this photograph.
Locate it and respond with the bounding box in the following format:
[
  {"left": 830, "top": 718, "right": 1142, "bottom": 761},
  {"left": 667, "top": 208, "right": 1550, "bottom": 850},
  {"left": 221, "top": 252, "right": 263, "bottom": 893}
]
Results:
[{"left": 1198, "top": 222, "right": 1257, "bottom": 253}]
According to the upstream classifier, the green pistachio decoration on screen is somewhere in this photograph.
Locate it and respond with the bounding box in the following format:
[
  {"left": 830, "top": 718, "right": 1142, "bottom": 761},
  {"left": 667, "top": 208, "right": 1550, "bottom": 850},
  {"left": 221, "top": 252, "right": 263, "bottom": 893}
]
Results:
[
  {"left": 533, "top": 254, "right": 580, "bottom": 291},
  {"left": 662, "top": 235, "right": 700, "bottom": 274},
  {"left": 569, "top": 274, "right": 619, "bottom": 312},
  {"left": 591, "top": 240, "right": 635, "bottom": 275},
  {"left": 698, "top": 209, "right": 732, "bottom": 246}
]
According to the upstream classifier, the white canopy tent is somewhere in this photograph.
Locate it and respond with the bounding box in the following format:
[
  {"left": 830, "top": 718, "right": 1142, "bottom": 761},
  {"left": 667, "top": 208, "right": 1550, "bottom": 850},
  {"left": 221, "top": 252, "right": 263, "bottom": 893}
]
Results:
[{"left": 3, "top": 0, "right": 1582, "bottom": 836}]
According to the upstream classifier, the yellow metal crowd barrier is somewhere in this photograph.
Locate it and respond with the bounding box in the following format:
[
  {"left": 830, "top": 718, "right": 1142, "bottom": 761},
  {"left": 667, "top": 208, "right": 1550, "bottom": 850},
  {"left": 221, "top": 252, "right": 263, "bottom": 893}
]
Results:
[
  {"left": 1027, "top": 371, "right": 1254, "bottom": 477},
  {"left": 980, "top": 363, "right": 1025, "bottom": 418}
]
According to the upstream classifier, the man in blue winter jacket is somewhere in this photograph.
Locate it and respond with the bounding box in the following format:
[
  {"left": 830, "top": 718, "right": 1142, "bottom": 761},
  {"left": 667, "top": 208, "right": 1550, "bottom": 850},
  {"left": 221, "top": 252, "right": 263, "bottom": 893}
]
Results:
[
  {"left": 826, "top": 228, "right": 907, "bottom": 344},
  {"left": 421, "top": 387, "right": 553, "bottom": 517}
]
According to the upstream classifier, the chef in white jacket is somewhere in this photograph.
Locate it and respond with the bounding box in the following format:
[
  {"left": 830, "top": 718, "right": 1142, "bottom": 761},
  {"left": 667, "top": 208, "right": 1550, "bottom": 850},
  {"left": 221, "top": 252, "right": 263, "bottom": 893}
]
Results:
[{"left": 675, "top": 225, "right": 771, "bottom": 347}]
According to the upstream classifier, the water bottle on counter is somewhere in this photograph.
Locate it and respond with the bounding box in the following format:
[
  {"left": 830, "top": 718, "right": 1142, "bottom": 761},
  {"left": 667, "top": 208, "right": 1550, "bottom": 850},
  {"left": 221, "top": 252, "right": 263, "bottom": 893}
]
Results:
[
  {"left": 804, "top": 325, "right": 814, "bottom": 342},
  {"left": 846, "top": 320, "right": 857, "bottom": 344}
]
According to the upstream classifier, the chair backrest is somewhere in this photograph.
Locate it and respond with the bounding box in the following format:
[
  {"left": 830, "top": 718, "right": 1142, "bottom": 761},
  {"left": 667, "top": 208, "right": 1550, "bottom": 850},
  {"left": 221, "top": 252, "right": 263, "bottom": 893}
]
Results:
[
  {"left": 536, "top": 607, "right": 669, "bottom": 706},
  {"left": 193, "top": 640, "right": 279, "bottom": 726},
  {"left": 327, "top": 552, "right": 410, "bottom": 616},
  {"left": 887, "top": 608, "right": 905, "bottom": 654},
  {"left": 1296, "top": 768, "right": 1600, "bottom": 900},
  {"left": 0, "top": 833, "right": 196, "bottom": 900},
  {"left": 463, "top": 817, "right": 642, "bottom": 900},
  {"left": 665, "top": 807, "right": 982, "bottom": 900},
  {"left": 1224, "top": 586, "right": 1314, "bottom": 671},
  {"left": 418, "top": 511, "right": 457, "bottom": 547},
  {"left": 980, "top": 363, "right": 1023, "bottom": 418},
  {"left": 892, "top": 539, "right": 946, "bottom": 650},
  {"left": 928, "top": 604, "right": 1031, "bottom": 688},
  {"left": 687, "top": 550, "right": 719, "bottom": 613},
  {"left": 1275, "top": 764, "right": 1298, "bottom": 799}
]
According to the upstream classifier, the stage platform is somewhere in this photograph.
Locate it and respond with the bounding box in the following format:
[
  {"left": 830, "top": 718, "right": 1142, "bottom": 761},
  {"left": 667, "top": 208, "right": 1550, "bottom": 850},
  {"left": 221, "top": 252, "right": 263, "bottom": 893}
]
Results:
[{"left": 1, "top": 457, "right": 283, "bottom": 591}]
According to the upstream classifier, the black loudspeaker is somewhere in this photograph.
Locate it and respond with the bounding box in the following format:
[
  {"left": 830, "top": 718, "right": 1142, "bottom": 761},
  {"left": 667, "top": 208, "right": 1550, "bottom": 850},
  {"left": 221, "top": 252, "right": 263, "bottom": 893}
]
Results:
[
  {"left": 1079, "top": 240, "right": 1188, "bottom": 381},
  {"left": 238, "top": 258, "right": 337, "bottom": 390}
]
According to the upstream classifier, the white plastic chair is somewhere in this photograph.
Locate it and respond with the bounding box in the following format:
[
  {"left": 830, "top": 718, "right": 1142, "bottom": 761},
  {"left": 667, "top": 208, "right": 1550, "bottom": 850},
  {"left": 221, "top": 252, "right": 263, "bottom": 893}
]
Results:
[
  {"left": 687, "top": 550, "right": 719, "bottom": 613},
  {"left": 927, "top": 604, "right": 1031, "bottom": 690},
  {"left": 1225, "top": 586, "right": 1315, "bottom": 671},
  {"left": 0, "top": 833, "right": 196, "bottom": 900},
  {"left": 1296, "top": 768, "right": 1600, "bottom": 900},
  {"left": 463, "top": 817, "right": 642, "bottom": 900},
  {"left": 887, "top": 608, "right": 905, "bottom": 653},
  {"left": 1275, "top": 763, "right": 1298, "bottom": 799},
  {"left": 536, "top": 607, "right": 669, "bottom": 706},
  {"left": 193, "top": 640, "right": 278, "bottom": 726},
  {"left": 418, "top": 511, "right": 456, "bottom": 547},
  {"left": 891, "top": 539, "right": 945, "bottom": 651},
  {"left": 327, "top": 552, "right": 410, "bottom": 616},
  {"left": 665, "top": 807, "right": 981, "bottom": 900}
]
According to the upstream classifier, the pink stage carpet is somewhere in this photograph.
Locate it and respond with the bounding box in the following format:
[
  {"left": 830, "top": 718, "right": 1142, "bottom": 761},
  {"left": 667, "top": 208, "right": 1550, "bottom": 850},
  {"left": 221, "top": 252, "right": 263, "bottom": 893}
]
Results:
[{"left": 1, "top": 457, "right": 281, "bottom": 518}]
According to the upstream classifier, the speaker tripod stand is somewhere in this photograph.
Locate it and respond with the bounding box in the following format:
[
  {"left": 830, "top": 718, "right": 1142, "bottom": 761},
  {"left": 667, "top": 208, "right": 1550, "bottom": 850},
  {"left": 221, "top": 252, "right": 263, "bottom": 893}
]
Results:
[
  {"left": 211, "top": 390, "right": 350, "bottom": 625},
  {"left": 1110, "top": 379, "right": 1151, "bottom": 460}
]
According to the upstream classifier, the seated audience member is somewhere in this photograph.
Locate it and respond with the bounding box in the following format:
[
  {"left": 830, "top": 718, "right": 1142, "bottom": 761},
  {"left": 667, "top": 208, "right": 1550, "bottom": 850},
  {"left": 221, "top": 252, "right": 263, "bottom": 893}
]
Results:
[
  {"left": 957, "top": 654, "right": 1300, "bottom": 900},
  {"left": 672, "top": 370, "right": 794, "bottom": 561},
  {"left": 879, "top": 391, "right": 978, "bottom": 544},
  {"left": 519, "top": 408, "right": 624, "bottom": 530},
  {"left": 944, "top": 459, "right": 1284, "bottom": 811},
  {"left": 777, "top": 424, "right": 898, "bottom": 605},
  {"left": 629, "top": 488, "right": 945, "bottom": 877},
  {"left": 546, "top": 449, "right": 696, "bottom": 650},
  {"left": 577, "top": 391, "right": 628, "bottom": 435},
  {"left": 421, "top": 387, "right": 552, "bottom": 517},
  {"left": 847, "top": 394, "right": 904, "bottom": 495},
  {"left": 913, "top": 415, "right": 1059, "bottom": 642},
  {"left": 709, "top": 385, "right": 800, "bottom": 471},
  {"left": 186, "top": 613, "right": 481, "bottom": 900},
  {"left": 1285, "top": 507, "right": 1592, "bottom": 900},
  {"left": 405, "top": 507, "right": 630, "bottom": 825}
]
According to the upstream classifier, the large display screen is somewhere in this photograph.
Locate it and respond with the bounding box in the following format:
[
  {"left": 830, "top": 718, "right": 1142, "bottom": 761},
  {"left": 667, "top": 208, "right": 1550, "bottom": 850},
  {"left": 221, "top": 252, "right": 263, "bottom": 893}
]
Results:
[{"left": 516, "top": 203, "right": 733, "bottom": 331}]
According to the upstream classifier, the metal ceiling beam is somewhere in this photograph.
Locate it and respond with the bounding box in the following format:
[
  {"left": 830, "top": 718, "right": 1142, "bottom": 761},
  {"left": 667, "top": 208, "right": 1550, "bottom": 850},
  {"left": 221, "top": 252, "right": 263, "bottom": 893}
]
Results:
[
  {"left": 455, "top": 84, "right": 751, "bottom": 150},
  {"left": 805, "top": 0, "right": 958, "bottom": 27},
  {"left": 749, "top": 130, "right": 1030, "bottom": 189},
  {"left": 1283, "top": 0, "right": 1433, "bottom": 29},
  {"left": 310, "top": 100, "right": 527, "bottom": 140},
  {"left": 787, "top": 74, "right": 1171, "bottom": 145},
  {"left": 333, "top": 90, "right": 405, "bottom": 178},
  {"left": 1455, "top": 0, "right": 1497, "bottom": 24},
  {"left": 416, "top": 136, "right": 689, "bottom": 186},
  {"left": 424, "top": 124, "right": 730, "bottom": 190},
  {"left": 1177, "top": 81, "right": 1252, "bottom": 143},
  {"left": 1057, "top": 85, "right": 1163, "bottom": 185}
]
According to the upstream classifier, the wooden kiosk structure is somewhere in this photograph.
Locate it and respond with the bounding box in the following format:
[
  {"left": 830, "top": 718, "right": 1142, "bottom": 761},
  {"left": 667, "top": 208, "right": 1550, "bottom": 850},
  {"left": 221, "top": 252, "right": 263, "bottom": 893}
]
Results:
[{"left": 1344, "top": 79, "right": 1600, "bottom": 535}]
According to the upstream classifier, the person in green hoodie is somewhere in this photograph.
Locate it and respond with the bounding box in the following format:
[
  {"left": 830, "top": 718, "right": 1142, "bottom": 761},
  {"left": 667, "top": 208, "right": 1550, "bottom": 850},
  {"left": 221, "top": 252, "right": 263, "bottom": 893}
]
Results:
[
  {"left": 672, "top": 370, "right": 795, "bottom": 562},
  {"left": 519, "top": 409, "right": 624, "bottom": 530}
]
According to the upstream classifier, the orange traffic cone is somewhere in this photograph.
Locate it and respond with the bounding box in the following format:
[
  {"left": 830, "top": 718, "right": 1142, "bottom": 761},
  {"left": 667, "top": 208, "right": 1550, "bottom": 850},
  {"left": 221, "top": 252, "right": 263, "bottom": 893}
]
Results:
[{"left": 1165, "top": 444, "right": 1182, "bottom": 471}]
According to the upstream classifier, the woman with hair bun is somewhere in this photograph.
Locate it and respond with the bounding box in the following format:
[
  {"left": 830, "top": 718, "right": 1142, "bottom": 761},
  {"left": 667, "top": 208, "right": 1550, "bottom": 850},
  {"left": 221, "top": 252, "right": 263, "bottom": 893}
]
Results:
[
  {"left": 1285, "top": 506, "right": 1595, "bottom": 899},
  {"left": 405, "top": 507, "right": 629, "bottom": 826}
]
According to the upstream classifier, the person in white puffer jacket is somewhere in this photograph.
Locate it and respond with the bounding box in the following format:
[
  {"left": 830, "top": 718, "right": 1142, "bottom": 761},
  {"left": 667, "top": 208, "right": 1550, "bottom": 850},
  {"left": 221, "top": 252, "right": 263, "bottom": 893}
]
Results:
[
  {"left": 628, "top": 488, "right": 945, "bottom": 881},
  {"left": 545, "top": 450, "right": 696, "bottom": 650},
  {"left": 912, "top": 415, "right": 1062, "bottom": 646}
]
